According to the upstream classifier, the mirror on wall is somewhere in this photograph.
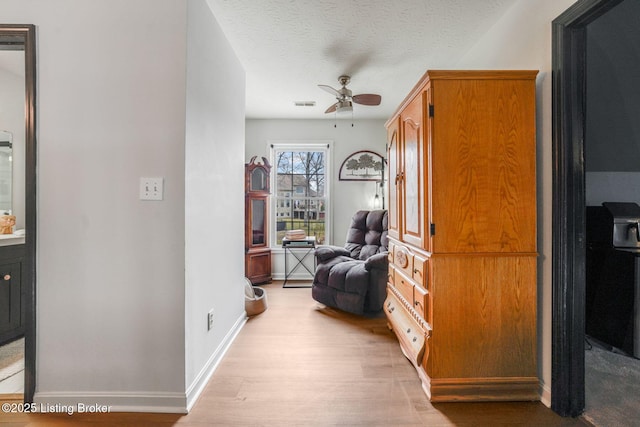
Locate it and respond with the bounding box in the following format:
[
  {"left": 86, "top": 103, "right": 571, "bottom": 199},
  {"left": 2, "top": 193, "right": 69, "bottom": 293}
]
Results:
[
  {"left": 0, "top": 130, "right": 11, "bottom": 214},
  {"left": 0, "top": 23, "right": 36, "bottom": 403},
  {"left": 0, "top": 32, "right": 27, "bottom": 241}
]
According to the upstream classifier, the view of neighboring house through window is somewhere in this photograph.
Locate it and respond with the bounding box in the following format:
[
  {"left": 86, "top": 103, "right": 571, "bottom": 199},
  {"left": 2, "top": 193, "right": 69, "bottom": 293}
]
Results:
[{"left": 271, "top": 143, "right": 329, "bottom": 246}]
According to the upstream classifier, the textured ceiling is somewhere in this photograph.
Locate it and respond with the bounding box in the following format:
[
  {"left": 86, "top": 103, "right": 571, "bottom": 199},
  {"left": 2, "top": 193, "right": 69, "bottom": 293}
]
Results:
[{"left": 206, "top": 0, "right": 518, "bottom": 120}]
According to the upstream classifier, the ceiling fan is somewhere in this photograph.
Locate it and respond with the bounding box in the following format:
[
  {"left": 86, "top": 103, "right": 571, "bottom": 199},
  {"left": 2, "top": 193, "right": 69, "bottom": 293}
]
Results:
[{"left": 318, "top": 75, "right": 381, "bottom": 114}]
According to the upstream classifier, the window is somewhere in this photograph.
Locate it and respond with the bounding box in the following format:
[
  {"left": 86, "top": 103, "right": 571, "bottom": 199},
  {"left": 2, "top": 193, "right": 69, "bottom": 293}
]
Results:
[{"left": 271, "top": 143, "right": 330, "bottom": 246}]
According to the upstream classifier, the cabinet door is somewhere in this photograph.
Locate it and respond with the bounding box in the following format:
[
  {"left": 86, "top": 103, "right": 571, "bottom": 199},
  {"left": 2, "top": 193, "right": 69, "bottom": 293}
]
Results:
[
  {"left": 430, "top": 78, "right": 536, "bottom": 253},
  {"left": 0, "top": 262, "right": 22, "bottom": 342},
  {"left": 423, "top": 86, "right": 433, "bottom": 252},
  {"left": 245, "top": 249, "right": 272, "bottom": 284},
  {"left": 251, "top": 198, "right": 267, "bottom": 246},
  {"left": 400, "top": 92, "right": 427, "bottom": 249},
  {"left": 245, "top": 196, "right": 269, "bottom": 249},
  {"left": 386, "top": 117, "right": 401, "bottom": 240}
]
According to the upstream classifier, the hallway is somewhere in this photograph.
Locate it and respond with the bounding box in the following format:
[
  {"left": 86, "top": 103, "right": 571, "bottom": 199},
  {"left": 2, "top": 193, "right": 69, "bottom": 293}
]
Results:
[{"left": 2, "top": 283, "right": 587, "bottom": 425}]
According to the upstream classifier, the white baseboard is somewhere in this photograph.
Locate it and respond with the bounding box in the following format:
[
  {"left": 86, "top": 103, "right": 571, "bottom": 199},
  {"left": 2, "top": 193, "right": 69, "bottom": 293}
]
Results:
[
  {"left": 33, "top": 391, "right": 188, "bottom": 414},
  {"left": 185, "top": 312, "right": 247, "bottom": 411},
  {"left": 33, "top": 312, "right": 247, "bottom": 414},
  {"left": 539, "top": 380, "right": 551, "bottom": 407}
]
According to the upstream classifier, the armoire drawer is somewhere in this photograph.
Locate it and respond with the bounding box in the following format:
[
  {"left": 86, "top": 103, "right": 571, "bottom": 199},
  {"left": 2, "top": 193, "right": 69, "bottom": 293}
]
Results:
[
  {"left": 384, "top": 288, "right": 429, "bottom": 368},
  {"left": 390, "top": 241, "right": 414, "bottom": 279},
  {"left": 413, "top": 254, "right": 428, "bottom": 287},
  {"left": 387, "top": 265, "right": 395, "bottom": 287},
  {"left": 413, "top": 284, "right": 430, "bottom": 321},
  {"left": 390, "top": 265, "right": 414, "bottom": 304}
]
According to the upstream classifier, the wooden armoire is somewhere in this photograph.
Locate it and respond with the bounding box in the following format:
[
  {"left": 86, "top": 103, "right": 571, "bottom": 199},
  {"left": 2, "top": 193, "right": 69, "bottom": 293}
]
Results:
[{"left": 384, "top": 70, "right": 539, "bottom": 402}]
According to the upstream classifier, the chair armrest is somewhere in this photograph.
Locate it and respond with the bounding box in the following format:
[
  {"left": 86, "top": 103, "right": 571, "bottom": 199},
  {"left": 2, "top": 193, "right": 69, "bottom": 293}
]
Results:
[
  {"left": 315, "top": 245, "right": 352, "bottom": 262},
  {"left": 364, "top": 252, "right": 389, "bottom": 271}
]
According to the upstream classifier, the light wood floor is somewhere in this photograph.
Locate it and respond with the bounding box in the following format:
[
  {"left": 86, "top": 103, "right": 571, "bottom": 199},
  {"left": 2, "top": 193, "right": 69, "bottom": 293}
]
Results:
[{"left": 1, "top": 282, "right": 589, "bottom": 426}]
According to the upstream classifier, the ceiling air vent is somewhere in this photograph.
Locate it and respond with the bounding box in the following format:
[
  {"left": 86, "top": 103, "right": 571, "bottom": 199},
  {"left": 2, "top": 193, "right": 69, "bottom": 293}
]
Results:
[{"left": 294, "top": 101, "right": 316, "bottom": 107}]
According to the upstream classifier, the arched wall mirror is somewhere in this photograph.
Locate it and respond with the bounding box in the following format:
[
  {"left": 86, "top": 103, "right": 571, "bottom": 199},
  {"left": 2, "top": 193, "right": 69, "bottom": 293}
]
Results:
[{"left": 0, "top": 24, "right": 36, "bottom": 403}]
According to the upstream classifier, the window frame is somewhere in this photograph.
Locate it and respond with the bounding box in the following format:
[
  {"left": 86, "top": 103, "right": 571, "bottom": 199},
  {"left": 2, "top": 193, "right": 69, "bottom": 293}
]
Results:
[{"left": 269, "top": 141, "right": 332, "bottom": 247}]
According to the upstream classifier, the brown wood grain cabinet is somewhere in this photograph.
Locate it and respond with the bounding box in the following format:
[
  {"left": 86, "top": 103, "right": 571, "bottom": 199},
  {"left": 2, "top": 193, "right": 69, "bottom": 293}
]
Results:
[
  {"left": 384, "top": 70, "right": 539, "bottom": 402},
  {"left": 245, "top": 157, "right": 272, "bottom": 284}
]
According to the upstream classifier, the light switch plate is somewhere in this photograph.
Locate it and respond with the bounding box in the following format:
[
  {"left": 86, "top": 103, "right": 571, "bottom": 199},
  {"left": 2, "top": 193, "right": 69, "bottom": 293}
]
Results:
[{"left": 140, "top": 177, "right": 164, "bottom": 201}]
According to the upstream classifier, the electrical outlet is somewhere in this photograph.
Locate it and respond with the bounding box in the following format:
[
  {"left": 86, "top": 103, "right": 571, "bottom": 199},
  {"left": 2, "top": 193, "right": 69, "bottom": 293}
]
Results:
[
  {"left": 207, "top": 309, "right": 214, "bottom": 331},
  {"left": 139, "top": 177, "right": 164, "bottom": 201}
]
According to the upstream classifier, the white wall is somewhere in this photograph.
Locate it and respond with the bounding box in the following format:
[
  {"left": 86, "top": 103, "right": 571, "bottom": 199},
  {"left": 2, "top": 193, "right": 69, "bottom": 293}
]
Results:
[
  {"left": 1, "top": 0, "right": 191, "bottom": 412},
  {"left": 586, "top": 172, "right": 640, "bottom": 206},
  {"left": 585, "top": 0, "right": 640, "bottom": 172},
  {"left": 455, "top": 0, "right": 578, "bottom": 406},
  {"left": 245, "top": 119, "right": 387, "bottom": 279},
  {"left": 184, "top": 0, "right": 246, "bottom": 409},
  {"left": 584, "top": 0, "right": 640, "bottom": 208}
]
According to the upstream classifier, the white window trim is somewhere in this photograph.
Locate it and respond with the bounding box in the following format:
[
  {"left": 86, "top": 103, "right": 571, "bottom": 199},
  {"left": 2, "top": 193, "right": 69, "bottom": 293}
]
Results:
[{"left": 268, "top": 140, "right": 332, "bottom": 248}]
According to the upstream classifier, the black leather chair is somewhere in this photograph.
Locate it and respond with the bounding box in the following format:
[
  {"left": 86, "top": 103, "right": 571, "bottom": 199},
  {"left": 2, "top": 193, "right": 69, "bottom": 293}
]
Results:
[{"left": 311, "top": 210, "right": 388, "bottom": 315}]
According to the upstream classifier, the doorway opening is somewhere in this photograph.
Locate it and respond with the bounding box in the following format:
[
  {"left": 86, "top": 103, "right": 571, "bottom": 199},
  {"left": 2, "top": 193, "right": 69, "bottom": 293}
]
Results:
[{"left": 551, "top": 0, "right": 632, "bottom": 417}]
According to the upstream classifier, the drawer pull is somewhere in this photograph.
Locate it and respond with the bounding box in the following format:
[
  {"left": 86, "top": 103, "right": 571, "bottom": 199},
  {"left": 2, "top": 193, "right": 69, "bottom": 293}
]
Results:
[
  {"left": 413, "top": 337, "right": 417, "bottom": 342},
  {"left": 2, "top": 274, "right": 10, "bottom": 281},
  {"left": 406, "top": 328, "right": 411, "bottom": 333}
]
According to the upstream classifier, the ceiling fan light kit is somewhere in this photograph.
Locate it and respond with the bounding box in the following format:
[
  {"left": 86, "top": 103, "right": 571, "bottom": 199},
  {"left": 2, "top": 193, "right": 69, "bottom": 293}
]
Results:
[
  {"left": 318, "top": 75, "right": 381, "bottom": 116},
  {"left": 336, "top": 100, "right": 353, "bottom": 113}
]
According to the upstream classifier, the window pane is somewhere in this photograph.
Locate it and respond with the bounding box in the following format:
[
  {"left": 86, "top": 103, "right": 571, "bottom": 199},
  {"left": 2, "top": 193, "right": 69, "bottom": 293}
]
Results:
[
  {"left": 273, "top": 148, "right": 328, "bottom": 246},
  {"left": 274, "top": 198, "right": 325, "bottom": 245}
]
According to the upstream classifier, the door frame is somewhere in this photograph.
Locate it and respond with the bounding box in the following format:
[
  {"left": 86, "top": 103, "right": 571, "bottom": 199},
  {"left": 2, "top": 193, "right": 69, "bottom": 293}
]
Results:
[
  {"left": 551, "top": 0, "right": 623, "bottom": 417},
  {"left": 0, "top": 24, "right": 37, "bottom": 403},
  {"left": 23, "top": 23, "right": 37, "bottom": 405}
]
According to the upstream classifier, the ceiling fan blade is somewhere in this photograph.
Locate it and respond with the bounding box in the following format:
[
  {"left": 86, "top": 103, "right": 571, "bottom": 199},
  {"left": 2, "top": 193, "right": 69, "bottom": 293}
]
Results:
[
  {"left": 318, "top": 84, "right": 341, "bottom": 97},
  {"left": 325, "top": 102, "right": 338, "bottom": 114},
  {"left": 352, "top": 94, "right": 381, "bottom": 106}
]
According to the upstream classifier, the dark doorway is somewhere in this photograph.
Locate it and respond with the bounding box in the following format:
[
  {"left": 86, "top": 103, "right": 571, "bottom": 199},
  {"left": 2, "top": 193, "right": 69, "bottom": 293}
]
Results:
[{"left": 551, "top": 0, "right": 625, "bottom": 417}]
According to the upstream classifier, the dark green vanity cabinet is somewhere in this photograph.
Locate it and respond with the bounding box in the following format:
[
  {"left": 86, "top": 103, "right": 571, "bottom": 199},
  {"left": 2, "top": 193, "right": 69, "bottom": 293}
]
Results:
[{"left": 0, "top": 244, "right": 25, "bottom": 344}]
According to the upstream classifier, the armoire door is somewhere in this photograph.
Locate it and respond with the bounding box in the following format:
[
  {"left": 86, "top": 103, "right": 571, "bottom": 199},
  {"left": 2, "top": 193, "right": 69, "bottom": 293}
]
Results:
[
  {"left": 430, "top": 77, "right": 536, "bottom": 253},
  {"left": 400, "top": 92, "right": 426, "bottom": 250},
  {"left": 386, "top": 117, "right": 401, "bottom": 240}
]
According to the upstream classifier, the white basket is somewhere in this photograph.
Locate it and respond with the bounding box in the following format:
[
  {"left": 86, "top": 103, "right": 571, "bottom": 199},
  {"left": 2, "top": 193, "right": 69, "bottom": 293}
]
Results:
[{"left": 244, "top": 278, "right": 268, "bottom": 316}]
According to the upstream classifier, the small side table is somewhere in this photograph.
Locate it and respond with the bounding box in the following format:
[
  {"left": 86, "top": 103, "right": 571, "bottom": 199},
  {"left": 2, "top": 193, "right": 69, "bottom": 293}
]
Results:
[{"left": 282, "top": 237, "right": 316, "bottom": 288}]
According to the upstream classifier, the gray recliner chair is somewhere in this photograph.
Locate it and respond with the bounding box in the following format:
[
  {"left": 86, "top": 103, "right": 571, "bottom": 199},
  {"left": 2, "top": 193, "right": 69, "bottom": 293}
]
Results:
[{"left": 311, "top": 210, "right": 388, "bottom": 315}]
